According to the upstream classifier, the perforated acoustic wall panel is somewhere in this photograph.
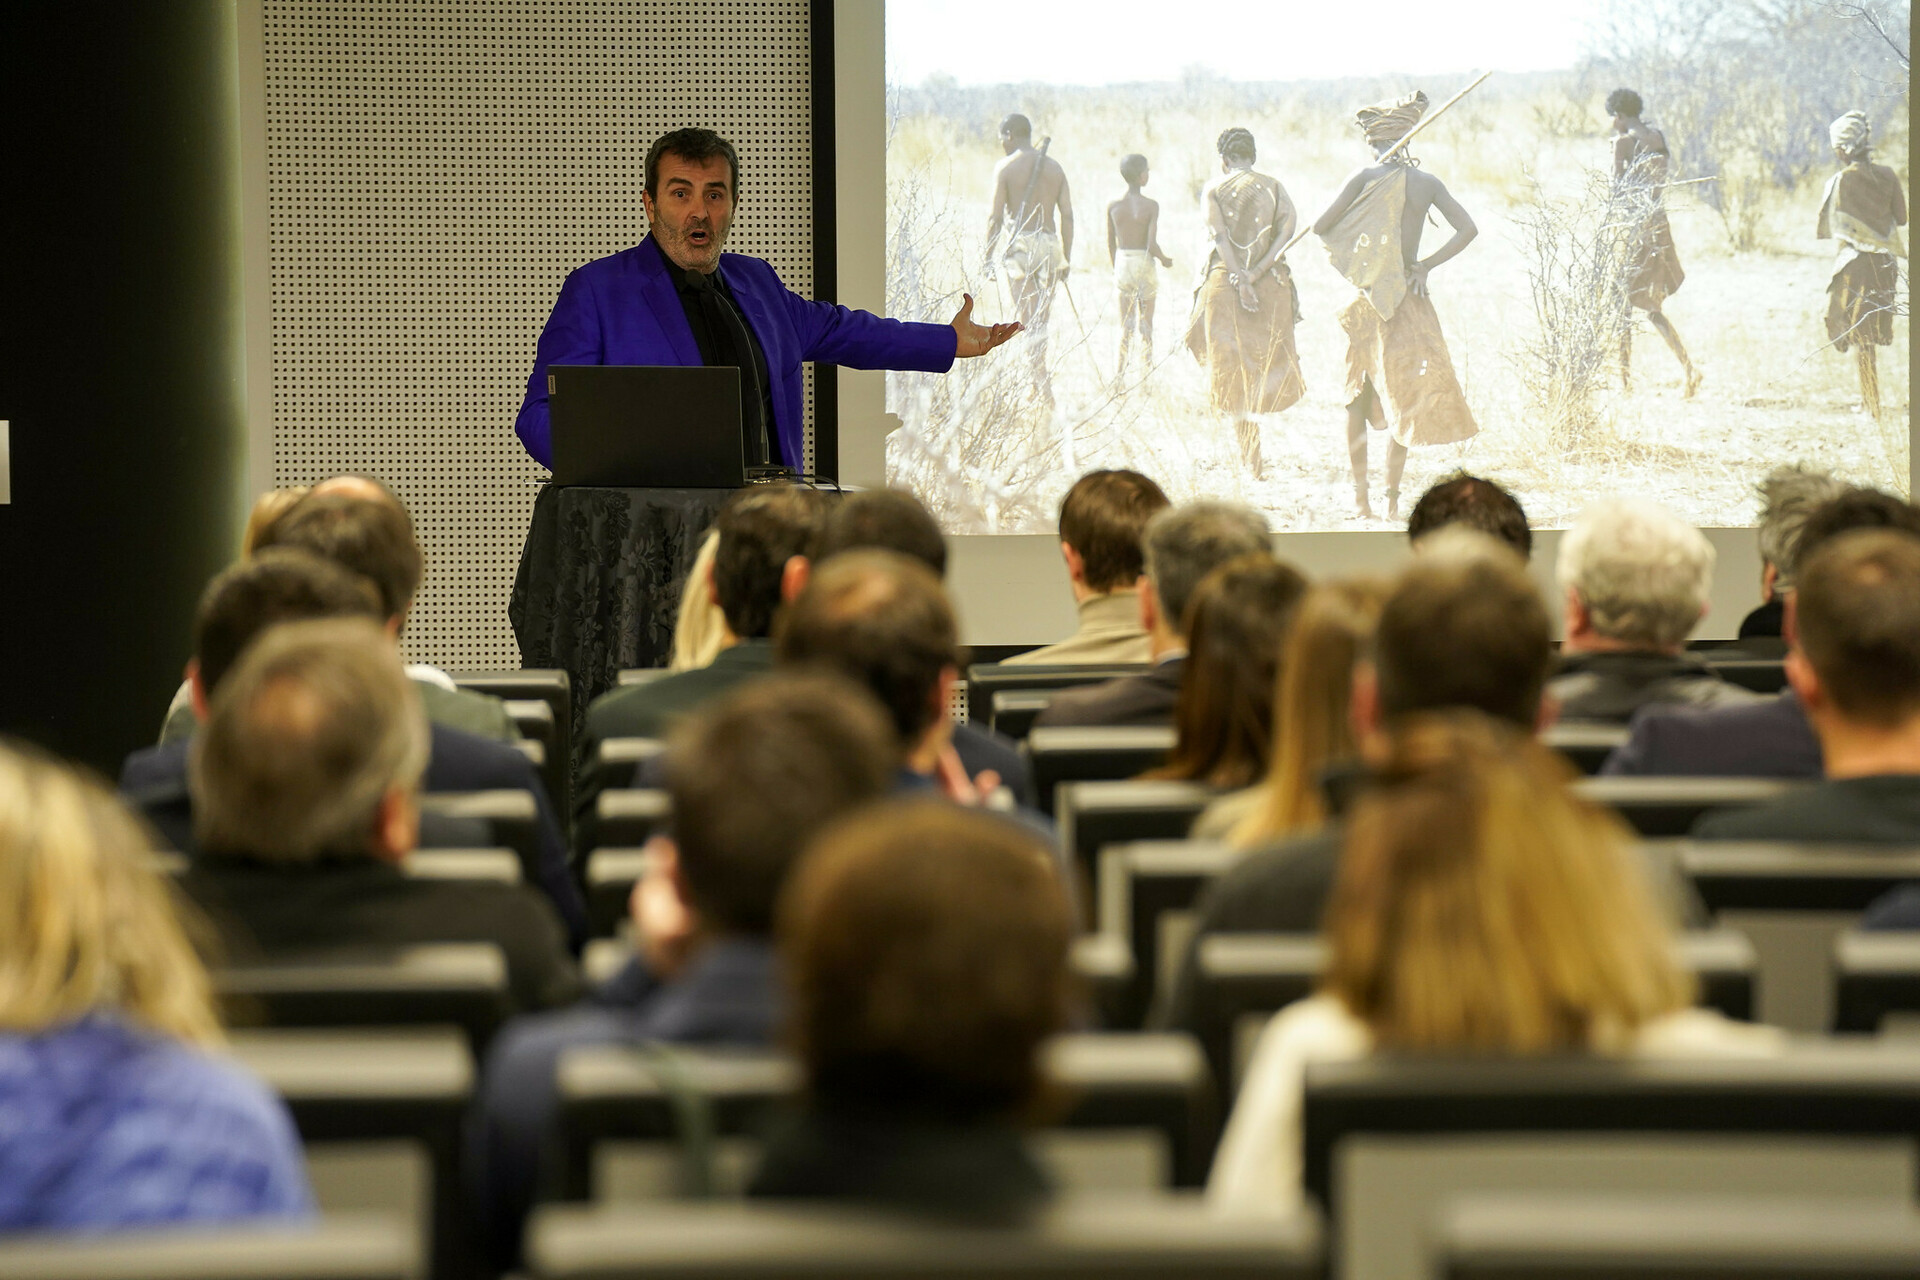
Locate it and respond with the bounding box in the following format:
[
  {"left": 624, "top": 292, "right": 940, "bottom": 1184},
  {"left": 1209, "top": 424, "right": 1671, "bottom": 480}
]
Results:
[{"left": 260, "top": 0, "right": 816, "bottom": 667}]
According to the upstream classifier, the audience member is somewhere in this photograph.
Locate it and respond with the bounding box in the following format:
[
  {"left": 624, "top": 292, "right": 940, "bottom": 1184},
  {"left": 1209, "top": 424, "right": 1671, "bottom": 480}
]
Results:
[
  {"left": 1143, "top": 554, "right": 1307, "bottom": 789},
  {"left": 1737, "top": 464, "right": 1845, "bottom": 648},
  {"left": 668, "top": 527, "right": 728, "bottom": 672},
  {"left": 1547, "top": 498, "right": 1756, "bottom": 723},
  {"left": 120, "top": 551, "right": 586, "bottom": 940},
  {"left": 1405, "top": 472, "right": 1532, "bottom": 558},
  {"left": 472, "top": 673, "right": 898, "bottom": 1266},
  {"left": 1198, "top": 578, "right": 1389, "bottom": 845},
  {"left": 1005, "top": 469, "right": 1171, "bottom": 665},
  {"left": 1603, "top": 487, "right": 1920, "bottom": 778},
  {"left": 1207, "top": 712, "right": 1780, "bottom": 1214},
  {"left": 1036, "top": 501, "right": 1272, "bottom": 728},
  {"left": 749, "top": 801, "right": 1071, "bottom": 1218},
  {"left": 1695, "top": 530, "right": 1920, "bottom": 844},
  {"left": 584, "top": 485, "right": 826, "bottom": 745},
  {"left": 0, "top": 741, "right": 313, "bottom": 1231}
]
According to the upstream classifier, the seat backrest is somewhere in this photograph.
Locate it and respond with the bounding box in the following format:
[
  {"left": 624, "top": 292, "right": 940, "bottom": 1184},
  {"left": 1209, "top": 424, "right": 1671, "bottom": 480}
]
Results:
[
  {"left": 527, "top": 1197, "right": 1322, "bottom": 1280},
  {"left": 580, "top": 737, "right": 668, "bottom": 801},
  {"left": 584, "top": 846, "right": 661, "bottom": 938},
  {"left": 1042, "top": 1032, "right": 1218, "bottom": 1187},
  {"left": 615, "top": 668, "right": 676, "bottom": 689},
  {"left": 991, "top": 688, "right": 1057, "bottom": 741},
  {"left": 589, "top": 789, "right": 672, "bottom": 856},
  {"left": 1028, "top": 726, "right": 1177, "bottom": 816},
  {"left": 215, "top": 943, "right": 511, "bottom": 1054},
  {"left": 403, "top": 847, "right": 522, "bottom": 884},
  {"left": 1702, "top": 657, "right": 1789, "bottom": 694},
  {"left": 1096, "top": 840, "right": 1238, "bottom": 1028},
  {"left": 1834, "top": 930, "right": 1920, "bottom": 1033},
  {"left": 503, "top": 697, "right": 567, "bottom": 813},
  {"left": 1540, "top": 722, "right": 1630, "bottom": 776},
  {"left": 1679, "top": 841, "right": 1920, "bottom": 912},
  {"left": 1057, "top": 781, "right": 1217, "bottom": 895},
  {"left": 1438, "top": 1193, "right": 1920, "bottom": 1279},
  {"left": 964, "top": 662, "right": 1149, "bottom": 723},
  {"left": 0, "top": 1213, "right": 420, "bottom": 1280},
  {"left": 450, "top": 668, "right": 572, "bottom": 753},
  {"left": 1573, "top": 777, "right": 1802, "bottom": 837},
  {"left": 418, "top": 789, "right": 542, "bottom": 885}
]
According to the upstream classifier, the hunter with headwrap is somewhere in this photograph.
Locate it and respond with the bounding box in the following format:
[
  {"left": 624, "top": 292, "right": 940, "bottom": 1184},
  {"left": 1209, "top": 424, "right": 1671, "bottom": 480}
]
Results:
[
  {"left": 1186, "top": 127, "right": 1306, "bottom": 479},
  {"left": 1313, "top": 91, "right": 1479, "bottom": 521},
  {"left": 1818, "top": 109, "right": 1907, "bottom": 422},
  {"left": 1606, "top": 89, "right": 1700, "bottom": 398}
]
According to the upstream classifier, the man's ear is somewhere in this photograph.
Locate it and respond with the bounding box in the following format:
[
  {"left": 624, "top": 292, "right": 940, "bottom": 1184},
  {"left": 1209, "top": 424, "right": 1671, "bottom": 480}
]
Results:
[
  {"left": 780, "top": 555, "right": 811, "bottom": 605},
  {"left": 384, "top": 614, "right": 405, "bottom": 641},
  {"left": 187, "top": 659, "right": 210, "bottom": 723},
  {"left": 642, "top": 189, "right": 657, "bottom": 225},
  {"left": 1061, "top": 542, "right": 1086, "bottom": 586},
  {"left": 1137, "top": 574, "right": 1159, "bottom": 633},
  {"left": 707, "top": 556, "right": 722, "bottom": 609},
  {"left": 1785, "top": 648, "right": 1824, "bottom": 714},
  {"left": 1782, "top": 590, "right": 1799, "bottom": 647},
  {"left": 1563, "top": 588, "right": 1588, "bottom": 639},
  {"left": 1349, "top": 661, "right": 1382, "bottom": 746},
  {"left": 369, "top": 786, "right": 419, "bottom": 865},
  {"left": 1535, "top": 692, "right": 1561, "bottom": 735}
]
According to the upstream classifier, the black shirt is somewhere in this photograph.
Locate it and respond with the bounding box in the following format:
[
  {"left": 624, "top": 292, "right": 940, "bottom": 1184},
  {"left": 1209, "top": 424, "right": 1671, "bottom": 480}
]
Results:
[{"left": 661, "top": 246, "right": 780, "bottom": 467}]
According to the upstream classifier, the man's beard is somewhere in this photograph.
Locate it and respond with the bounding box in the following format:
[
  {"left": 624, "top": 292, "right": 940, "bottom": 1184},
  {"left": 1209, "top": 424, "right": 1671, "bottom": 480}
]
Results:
[{"left": 664, "top": 215, "right": 728, "bottom": 269}]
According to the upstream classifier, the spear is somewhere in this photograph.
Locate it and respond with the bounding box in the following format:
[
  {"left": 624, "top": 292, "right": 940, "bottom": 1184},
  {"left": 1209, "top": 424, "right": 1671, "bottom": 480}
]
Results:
[{"left": 1278, "top": 69, "right": 1494, "bottom": 258}]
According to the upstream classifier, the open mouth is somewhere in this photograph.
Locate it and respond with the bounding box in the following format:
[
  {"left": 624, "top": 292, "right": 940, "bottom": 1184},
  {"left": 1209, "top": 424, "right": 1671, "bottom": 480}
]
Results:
[{"left": 686, "top": 226, "right": 712, "bottom": 246}]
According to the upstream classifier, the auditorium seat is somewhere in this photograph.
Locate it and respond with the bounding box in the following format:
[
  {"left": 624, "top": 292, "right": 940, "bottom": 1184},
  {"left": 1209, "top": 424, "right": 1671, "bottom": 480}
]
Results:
[
  {"left": 1027, "top": 726, "right": 1177, "bottom": 816},
  {"left": 1095, "top": 840, "right": 1239, "bottom": 1028},
  {"left": 402, "top": 847, "right": 521, "bottom": 884},
  {"left": 578, "top": 789, "right": 671, "bottom": 874},
  {"left": 1436, "top": 1194, "right": 1920, "bottom": 1279},
  {"left": 214, "top": 942, "right": 511, "bottom": 1055},
  {"left": 579, "top": 737, "right": 668, "bottom": 803},
  {"left": 526, "top": 1196, "right": 1322, "bottom": 1280},
  {"left": 964, "top": 662, "right": 1148, "bottom": 723},
  {"left": 418, "top": 789, "right": 543, "bottom": 885},
  {"left": 584, "top": 846, "right": 658, "bottom": 939},
  {"left": 1056, "top": 782, "right": 1217, "bottom": 909},
  {"left": 614, "top": 667, "right": 674, "bottom": 689},
  {"left": 229, "top": 1027, "right": 475, "bottom": 1280},
  {"left": 1572, "top": 777, "right": 1803, "bottom": 836},
  {"left": 1541, "top": 721, "right": 1629, "bottom": 776},
  {"left": 0, "top": 1213, "right": 420, "bottom": 1280},
  {"left": 503, "top": 697, "right": 566, "bottom": 812},
  {"left": 1701, "top": 656, "right": 1790, "bottom": 695},
  {"left": 451, "top": 668, "right": 572, "bottom": 756},
  {"left": 991, "top": 688, "right": 1056, "bottom": 741},
  {"left": 1833, "top": 930, "right": 1920, "bottom": 1033}
]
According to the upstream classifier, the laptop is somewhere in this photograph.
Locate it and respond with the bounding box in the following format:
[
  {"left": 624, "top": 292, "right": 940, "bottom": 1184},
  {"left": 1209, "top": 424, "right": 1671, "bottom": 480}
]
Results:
[{"left": 547, "top": 365, "right": 747, "bottom": 488}]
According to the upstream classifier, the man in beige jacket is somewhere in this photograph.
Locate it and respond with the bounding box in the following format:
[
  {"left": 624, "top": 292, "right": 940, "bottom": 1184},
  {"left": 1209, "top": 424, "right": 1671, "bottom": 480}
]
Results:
[{"left": 1008, "top": 470, "right": 1170, "bottom": 666}]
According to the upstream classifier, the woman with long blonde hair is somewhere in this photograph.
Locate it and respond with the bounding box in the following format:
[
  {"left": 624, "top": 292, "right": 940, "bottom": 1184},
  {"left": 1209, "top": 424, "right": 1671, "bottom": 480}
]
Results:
[
  {"left": 1207, "top": 712, "right": 1779, "bottom": 1214},
  {"left": 0, "top": 741, "right": 311, "bottom": 1231}
]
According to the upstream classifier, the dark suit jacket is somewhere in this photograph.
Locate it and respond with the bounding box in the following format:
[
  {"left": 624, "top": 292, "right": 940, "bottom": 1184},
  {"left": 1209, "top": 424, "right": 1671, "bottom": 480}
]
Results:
[
  {"left": 583, "top": 640, "right": 777, "bottom": 746},
  {"left": 120, "top": 725, "right": 588, "bottom": 944},
  {"left": 1692, "top": 774, "right": 1920, "bottom": 842},
  {"left": 177, "top": 856, "right": 580, "bottom": 1012},
  {"left": 1030, "top": 657, "right": 1185, "bottom": 729},
  {"left": 1546, "top": 650, "right": 1760, "bottom": 724},
  {"left": 1599, "top": 689, "right": 1822, "bottom": 778}
]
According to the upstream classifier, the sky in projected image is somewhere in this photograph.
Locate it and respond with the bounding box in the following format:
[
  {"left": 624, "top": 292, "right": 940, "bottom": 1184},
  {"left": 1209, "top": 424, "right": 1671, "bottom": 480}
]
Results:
[{"left": 881, "top": 0, "right": 1910, "bottom": 537}]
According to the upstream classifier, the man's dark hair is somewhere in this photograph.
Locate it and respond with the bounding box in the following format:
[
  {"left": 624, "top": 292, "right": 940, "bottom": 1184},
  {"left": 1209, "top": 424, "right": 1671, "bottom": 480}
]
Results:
[
  {"left": 1119, "top": 154, "right": 1148, "bottom": 185},
  {"left": 776, "top": 550, "right": 958, "bottom": 744},
  {"left": 1058, "top": 469, "right": 1170, "bottom": 592},
  {"left": 1374, "top": 535, "right": 1552, "bottom": 730},
  {"left": 1406, "top": 473, "right": 1532, "bottom": 559},
  {"left": 259, "top": 492, "right": 423, "bottom": 621},
  {"left": 1796, "top": 530, "right": 1920, "bottom": 729},
  {"left": 665, "top": 674, "right": 897, "bottom": 936},
  {"left": 194, "top": 549, "right": 384, "bottom": 695},
  {"left": 1605, "top": 88, "right": 1643, "bottom": 118},
  {"left": 815, "top": 489, "right": 948, "bottom": 578},
  {"left": 711, "top": 485, "right": 828, "bottom": 639},
  {"left": 644, "top": 127, "right": 741, "bottom": 200},
  {"left": 1217, "top": 127, "right": 1257, "bottom": 165},
  {"left": 1788, "top": 487, "right": 1920, "bottom": 581},
  {"left": 1000, "top": 113, "right": 1032, "bottom": 142}
]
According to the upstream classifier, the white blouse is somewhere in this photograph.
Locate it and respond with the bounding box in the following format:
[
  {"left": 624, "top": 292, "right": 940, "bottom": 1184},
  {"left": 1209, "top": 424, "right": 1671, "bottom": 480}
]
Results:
[{"left": 1206, "top": 993, "right": 1786, "bottom": 1216}]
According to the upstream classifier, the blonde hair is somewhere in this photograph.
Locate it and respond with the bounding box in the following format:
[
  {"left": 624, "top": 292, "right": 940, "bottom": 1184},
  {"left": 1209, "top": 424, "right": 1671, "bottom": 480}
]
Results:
[
  {"left": 1230, "top": 579, "right": 1388, "bottom": 849},
  {"left": 240, "top": 486, "right": 311, "bottom": 558},
  {"left": 670, "top": 527, "right": 729, "bottom": 672},
  {"left": 1322, "top": 712, "right": 1693, "bottom": 1053},
  {"left": 0, "top": 741, "right": 224, "bottom": 1047}
]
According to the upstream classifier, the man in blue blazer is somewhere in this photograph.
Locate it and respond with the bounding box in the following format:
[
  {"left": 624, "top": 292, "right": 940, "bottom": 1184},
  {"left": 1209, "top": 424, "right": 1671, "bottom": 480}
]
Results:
[{"left": 515, "top": 127, "right": 1020, "bottom": 468}]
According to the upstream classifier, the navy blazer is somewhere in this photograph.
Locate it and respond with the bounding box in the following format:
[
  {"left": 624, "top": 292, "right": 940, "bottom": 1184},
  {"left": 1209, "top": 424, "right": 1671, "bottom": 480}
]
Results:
[
  {"left": 120, "top": 725, "right": 588, "bottom": 944},
  {"left": 514, "top": 236, "right": 958, "bottom": 467},
  {"left": 1599, "top": 689, "right": 1822, "bottom": 779}
]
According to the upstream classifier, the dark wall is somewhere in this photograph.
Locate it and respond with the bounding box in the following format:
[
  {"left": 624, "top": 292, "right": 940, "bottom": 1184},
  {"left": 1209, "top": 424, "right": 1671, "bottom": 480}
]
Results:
[{"left": 1, "top": 2, "right": 246, "bottom": 774}]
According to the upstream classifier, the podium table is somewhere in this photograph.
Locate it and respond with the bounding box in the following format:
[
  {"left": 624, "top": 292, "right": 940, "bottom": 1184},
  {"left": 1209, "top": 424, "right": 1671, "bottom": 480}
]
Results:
[{"left": 510, "top": 483, "right": 727, "bottom": 714}]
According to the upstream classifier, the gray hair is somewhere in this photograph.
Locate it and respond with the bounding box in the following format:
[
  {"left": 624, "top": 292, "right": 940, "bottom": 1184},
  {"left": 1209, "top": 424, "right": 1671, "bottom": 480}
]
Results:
[
  {"left": 1756, "top": 464, "right": 1846, "bottom": 590},
  {"left": 190, "top": 617, "right": 430, "bottom": 863},
  {"left": 1557, "top": 498, "right": 1714, "bottom": 650},
  {"left": 1143, "top": 501, "right": 1272, "bottom": 633}
]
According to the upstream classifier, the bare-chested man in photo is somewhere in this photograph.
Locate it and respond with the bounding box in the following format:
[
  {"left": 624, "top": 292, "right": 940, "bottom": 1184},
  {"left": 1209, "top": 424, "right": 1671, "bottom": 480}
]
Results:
[
  {"left": 986, "top": 113, "right": 1074, "bottom": 406},
  {"left": 1108, "top": 153, "right": 1173, "bottom": 382},
  {"left": 1608, "top": 88, "right": 1700, "bottom": 397},
  {"left": 1313, "top": 91, "right": 1479, "bottom": 520}
]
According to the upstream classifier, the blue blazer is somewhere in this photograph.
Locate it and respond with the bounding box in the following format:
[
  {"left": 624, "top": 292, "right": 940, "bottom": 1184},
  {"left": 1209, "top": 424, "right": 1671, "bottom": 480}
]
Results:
[{"left": 515, "top": 236, "right": 959, "bottom": 467}]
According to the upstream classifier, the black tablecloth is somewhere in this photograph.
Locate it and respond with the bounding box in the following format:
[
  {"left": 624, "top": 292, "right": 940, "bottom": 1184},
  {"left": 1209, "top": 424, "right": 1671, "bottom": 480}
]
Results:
[{"left": 510, "top": 484, "right": 729, "bottom": 713}]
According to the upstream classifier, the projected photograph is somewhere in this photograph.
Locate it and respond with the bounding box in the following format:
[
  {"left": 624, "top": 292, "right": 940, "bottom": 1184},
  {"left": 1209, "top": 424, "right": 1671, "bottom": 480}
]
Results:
[{"left": 882, "top": 1, "right": 1911, "bottom": 533}]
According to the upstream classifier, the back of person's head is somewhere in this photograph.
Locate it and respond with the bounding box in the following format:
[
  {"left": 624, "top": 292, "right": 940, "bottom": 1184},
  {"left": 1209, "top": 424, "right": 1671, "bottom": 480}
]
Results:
[
  {"left": 1755, "top": 465, "right": 1845, "bottom": 591},
  {"left": 1057, "top": 470, "right": 1171, "bottom": 592},
  {"left": 776, "top": 551, "right": 958, "bottom": 746},
  {"left": 712, "top": 485, "right": 829, "bottom": 640},
  {"left": 240, "top": 487, "right": 312, "bottom": 557},
  {"left": 1151, "top": 554, "right": 1308, "bottom": 789},
  {"left": 1375, "top": 530, "right": 1552, "bottom": 729},
  {"left": 815, "top": 489, "right": 948, "bottom": 577},
  {"left": 1557, "top": 498, "right": 1713, "bottom": 650},
  {"left": 1142, "top": 502, "right": 1271, "bottom": 634},
  {"left": 1234, "top": 577, "right": 1390, "bottom": 848},
  {"left": 259, "top": 491, "right": 423, "bottom": 621},
  {"left": 0, "top": 741, "right": 223, "bottom": 1047},
  {"left": 1794, "top": 530, "right": 1920, "bottom": 730},
  {"left": 1406, "top": 473, "right": 1532, "bottom": 559},
  {"left": 194, "top": 548, "right": 385, "bottom": 695},
  {"left": 191, "top": 618, "right": 430, "bottom": 863},
  {"left": 1789, "top": 488, "right": 1920, "bottom": 581},
  {"left": 1323, "top": 711, "right": 1691, "bottom": 1051},
  {"left": 780, "top": 800, "right": 1071, "bottom": 1121},
  {"left": 665, "top": 674, "right": 898, "bottom": 937}
]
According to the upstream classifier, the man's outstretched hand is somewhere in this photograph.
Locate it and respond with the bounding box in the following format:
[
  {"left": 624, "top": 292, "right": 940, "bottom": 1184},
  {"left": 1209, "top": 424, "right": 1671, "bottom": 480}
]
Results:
[{"left": 951, "top": 293, "right": 1023, "bottom": 358}]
